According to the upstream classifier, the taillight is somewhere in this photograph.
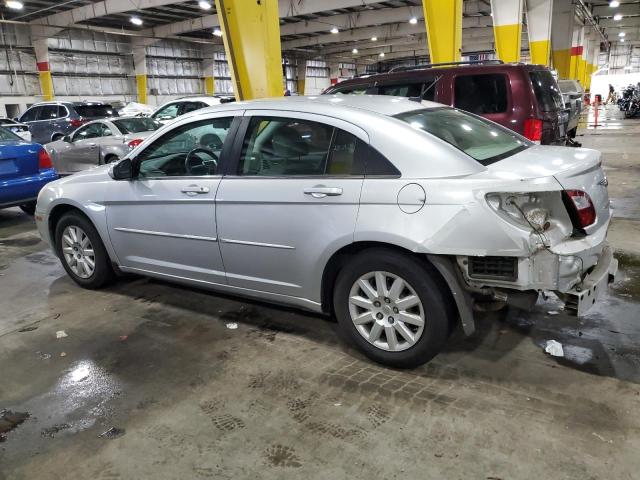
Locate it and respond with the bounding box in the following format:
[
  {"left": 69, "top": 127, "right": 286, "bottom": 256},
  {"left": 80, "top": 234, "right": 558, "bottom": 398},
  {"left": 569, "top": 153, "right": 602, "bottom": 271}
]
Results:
[
  {"left": 69, "top": 118, "right": 83, "bottom": 128},
  {"left": 523, "top": 118, "right": 543, "bottom": 142},
  {"left": 128, "top": 138, "right": 144, "bottom": 150},
  {"left": 565, "top": 190, "right": 596, "bottom": 228},
  {"left": 38, "top": 148, "right": 53, "bottom": 170}
]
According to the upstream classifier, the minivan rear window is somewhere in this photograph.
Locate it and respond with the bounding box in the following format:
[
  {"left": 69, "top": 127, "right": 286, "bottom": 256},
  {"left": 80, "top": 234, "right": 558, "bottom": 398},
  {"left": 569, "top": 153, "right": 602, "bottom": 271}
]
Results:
[
  {"left": 395, "top": 107, "right": 529, "bottom": 165},
  {"left": 378, "top": 80, "right": 437, "bottom": 101},
  {"left": 75, "top": 105, "right": 118, "bottom": 118},
  {"left": 529, "top": 70, "right": 564, "bottom": 112},
  {"left": 454, "top": 74, "right": 508, "bottom": 114}
]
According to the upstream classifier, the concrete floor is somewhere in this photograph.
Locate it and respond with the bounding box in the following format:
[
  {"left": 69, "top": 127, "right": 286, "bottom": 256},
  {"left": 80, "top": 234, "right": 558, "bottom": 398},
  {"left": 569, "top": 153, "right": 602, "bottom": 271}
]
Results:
[{"left": 1, "top": 106, "right": 639, "bottom": 479}]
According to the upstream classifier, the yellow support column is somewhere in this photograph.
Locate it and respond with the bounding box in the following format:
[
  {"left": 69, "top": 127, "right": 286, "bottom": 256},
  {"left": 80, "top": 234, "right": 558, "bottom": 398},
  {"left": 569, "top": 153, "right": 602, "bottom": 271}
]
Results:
[
  {"left": 34, "top": 38, "right": 54, "bottom": 101},
  {"left": 551, "top": 0, "right": 574, "bottom": 78},
  {"left": 214, "top": 0, "right": 283, "bottom": 100},
  {"left": 133, "top": 45, "right": 148, "bottom": 104},
  {"left": 526, "top": 0, "right": 552, "bottom": 65},
  {"left": 422, "top": 0, "right": 463, "bottom": 63},
  {"left": 569, "top": 27, "right": 584, "bottom": 81},
  {"left": 203, "top": 44, "right": 217, "bottom": 95},
  {"left": 490, "top": 0, "right": 524, "bottom": 63}
]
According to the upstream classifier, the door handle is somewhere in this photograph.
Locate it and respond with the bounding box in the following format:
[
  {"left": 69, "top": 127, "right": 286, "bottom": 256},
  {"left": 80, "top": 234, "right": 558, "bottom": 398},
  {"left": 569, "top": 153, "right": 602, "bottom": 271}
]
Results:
[
  {"left": 303, "top": 186, "right": 343, "bottom": 198},
  {"left": 181, "top": 185, "right": 210, "bottom": 195}
]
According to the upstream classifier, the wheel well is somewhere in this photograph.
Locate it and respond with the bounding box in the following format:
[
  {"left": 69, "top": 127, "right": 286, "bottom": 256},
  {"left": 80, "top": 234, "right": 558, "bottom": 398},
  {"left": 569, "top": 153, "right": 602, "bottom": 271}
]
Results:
[
  {"left": 104, "top": 154, "right": 119, "bottom": 163},
  {"left": 320, "top": 242, "right": 457, "bottom": 321},
  {"left": 48, "top": 204, "right": 89, "bottom": 250}
]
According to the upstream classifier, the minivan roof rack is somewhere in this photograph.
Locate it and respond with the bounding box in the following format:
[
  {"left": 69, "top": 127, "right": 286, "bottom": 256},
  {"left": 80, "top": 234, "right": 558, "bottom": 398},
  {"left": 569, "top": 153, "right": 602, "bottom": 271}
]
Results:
[{"left": 388, "top": 59, "right": 504, "bottom": 73}]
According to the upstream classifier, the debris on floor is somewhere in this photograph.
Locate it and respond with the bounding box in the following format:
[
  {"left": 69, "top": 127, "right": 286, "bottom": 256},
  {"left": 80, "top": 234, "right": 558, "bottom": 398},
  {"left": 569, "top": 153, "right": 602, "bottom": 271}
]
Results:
[
  {"left": 544, "top": 340, "right": 565, "bottom": 357},
  {"left": 98, "top": 427, "right": 126, "bottom": 440},
  {"left": 18, "top": 324, "right": 38, "bottom": 332},
  {"left": 41, "top": 423, "right": 72, "bottom": 438},
  {"left": 36, "top": 351, "right": 51, "bottom": 360},
  {"left": 547, "top": 310, "right": 560, "bottom": 316},
  {"left": 226, "top": 322, "right": 238, "bottom": 330},
  {"left": 60, "top": 352, "right": 67, "bottom": 357},
  {"left": 55, "top": 330, "right": 68, "bottom": 339},
  {"left": 0, "top": 410, "right": 30, "bottom": 442}
]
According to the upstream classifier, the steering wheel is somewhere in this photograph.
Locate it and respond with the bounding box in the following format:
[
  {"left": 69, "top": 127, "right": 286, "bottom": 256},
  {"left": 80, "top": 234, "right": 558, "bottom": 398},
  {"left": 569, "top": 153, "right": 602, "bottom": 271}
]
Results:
[{"left": 184, "top": 147, "right": 218, "bottom": 175}]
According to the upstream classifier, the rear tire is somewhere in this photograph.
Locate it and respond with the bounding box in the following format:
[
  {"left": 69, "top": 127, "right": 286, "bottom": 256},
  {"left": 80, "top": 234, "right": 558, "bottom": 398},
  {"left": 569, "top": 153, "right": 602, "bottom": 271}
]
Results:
[
  {"left": 19, "top": 202, "right": 36, "bottom": 215},
  {"left": 104, "top": 155, "right": 119, "bottom": 164},
  {"left": 333, "top": 248, "right": 451, "bottom": 368},
  {"left": 51, "top": 133, "right": 64, "bottom": 142},
  {"left": 54, "top": 212, "right": 114, "bottom": 289}
]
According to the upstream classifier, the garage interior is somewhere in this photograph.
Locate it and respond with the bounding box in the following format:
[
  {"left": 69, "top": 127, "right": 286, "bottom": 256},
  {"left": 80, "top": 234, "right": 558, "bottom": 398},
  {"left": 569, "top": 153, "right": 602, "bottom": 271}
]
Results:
[{"left": 1, "top": 0, "right": 640, "bottom": 478}]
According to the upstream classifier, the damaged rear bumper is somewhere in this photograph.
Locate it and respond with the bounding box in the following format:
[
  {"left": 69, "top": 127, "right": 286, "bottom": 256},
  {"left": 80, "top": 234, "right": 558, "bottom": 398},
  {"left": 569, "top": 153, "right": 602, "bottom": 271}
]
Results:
[{"left": 561, "top": 245, "right": 618, "bottom": 316}]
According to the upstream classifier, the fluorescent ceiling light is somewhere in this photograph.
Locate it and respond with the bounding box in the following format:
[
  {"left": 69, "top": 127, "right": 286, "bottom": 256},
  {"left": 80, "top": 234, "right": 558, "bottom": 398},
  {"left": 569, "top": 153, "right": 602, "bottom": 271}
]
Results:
[
  {"left": 613, "top": 13, "right": 623, "bottom": 21},
  {"left": 371, "top": 36, "right": 377, "bottom": 41},
  {"left": 130, "top": 16, "right": 143, "bottom": 26},
  {"left": 352, "top": 48, "right": 358, "bottom": 54},
  {"left": 609, "top": 1, "right": 620, "bottom": 7},
  {"left": 379, "top": 52, "right": 385, "bottom": 57},
  {"left": 5, "top": 0, "right": 23, "bottom": 9},
  {"left": 198, "top": 0, "right": 211, "bottom": 10},
  {"left": 213, "top": 27, "right": 223, "bottom": 37},
  {"left": 409, "top": 17, "right": 418, "bottom": 24},
  {"left": 330, "top": 26, "right": 339, "bottom": 34},
  {"left": 618, "top": 31, "right": 626, "bottom": 37}
]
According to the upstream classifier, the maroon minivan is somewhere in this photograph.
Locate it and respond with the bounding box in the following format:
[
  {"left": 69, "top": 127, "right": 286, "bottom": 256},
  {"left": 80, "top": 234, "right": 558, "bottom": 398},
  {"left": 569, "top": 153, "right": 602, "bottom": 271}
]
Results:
[{"left": 323, "top": 61, "right": 569, "bottom": 146}]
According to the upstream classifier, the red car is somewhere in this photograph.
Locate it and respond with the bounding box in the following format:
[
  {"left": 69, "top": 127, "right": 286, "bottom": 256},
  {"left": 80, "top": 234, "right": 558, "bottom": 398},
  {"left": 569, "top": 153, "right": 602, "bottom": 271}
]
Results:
[{"left": 323, "top": 61, "right": 569, "bottom": 146}]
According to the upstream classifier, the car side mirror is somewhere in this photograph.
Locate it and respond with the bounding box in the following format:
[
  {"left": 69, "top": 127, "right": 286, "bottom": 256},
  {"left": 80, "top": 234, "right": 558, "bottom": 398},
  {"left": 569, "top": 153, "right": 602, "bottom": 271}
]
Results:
[
  {"left": 63, "top": 135, "right": 71, "bottom": 143},
  {"left": 109, "top": 158, "right": 133, "bottom": 180}
]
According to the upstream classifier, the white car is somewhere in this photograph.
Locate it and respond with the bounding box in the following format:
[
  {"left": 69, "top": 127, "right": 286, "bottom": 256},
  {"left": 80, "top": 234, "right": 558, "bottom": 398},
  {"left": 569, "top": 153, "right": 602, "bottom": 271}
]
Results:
[
  {"left": 150, "top": 95, "right": 235, "bottom": 125},
  {"left": 0, "top": 118, "right": 31, "bottom": 142},
  {"left": 34, "top": 96, "right": 617, "bottom": 368}
]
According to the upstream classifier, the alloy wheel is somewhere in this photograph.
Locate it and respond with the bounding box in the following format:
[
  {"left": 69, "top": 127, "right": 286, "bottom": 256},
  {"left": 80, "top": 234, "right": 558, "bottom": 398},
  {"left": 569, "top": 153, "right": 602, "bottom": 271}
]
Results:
[
  {"left": 61, "top": 225, "right": 95, "bottom": 279},
  {"left": 348, "top": 271, "right": 425, "bottom": 352}
]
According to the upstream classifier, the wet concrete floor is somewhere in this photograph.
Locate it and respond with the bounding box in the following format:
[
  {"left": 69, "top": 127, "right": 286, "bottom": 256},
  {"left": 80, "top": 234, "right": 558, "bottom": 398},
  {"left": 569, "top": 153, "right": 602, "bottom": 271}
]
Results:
[{"left": 1, "top": 105, "right": 639, "bottom": 479}]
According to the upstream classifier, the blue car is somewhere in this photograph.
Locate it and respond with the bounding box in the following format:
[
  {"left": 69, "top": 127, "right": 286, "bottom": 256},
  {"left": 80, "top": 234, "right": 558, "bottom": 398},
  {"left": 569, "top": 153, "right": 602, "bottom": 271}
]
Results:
[{"left": 0, "top": 126, "right": 58, "bottom": 215}]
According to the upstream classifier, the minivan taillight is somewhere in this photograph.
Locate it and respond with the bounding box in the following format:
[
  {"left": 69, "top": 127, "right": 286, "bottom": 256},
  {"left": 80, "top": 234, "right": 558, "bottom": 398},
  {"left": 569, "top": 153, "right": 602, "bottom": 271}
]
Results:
[
  {"left": 523, "top": 118, "right": 543, "bottom": 142},
  {"left": 128, "top": 138, "right": 144, "bottom": 150},
  {"left": 565, "top": 190, "right": 596, "bottom": 228},
  {"left": 38, "top": 149, "right": 53, "bottom": 170},
  {"left": 69, "top": 118, "right": 83, "bottom": 128}
]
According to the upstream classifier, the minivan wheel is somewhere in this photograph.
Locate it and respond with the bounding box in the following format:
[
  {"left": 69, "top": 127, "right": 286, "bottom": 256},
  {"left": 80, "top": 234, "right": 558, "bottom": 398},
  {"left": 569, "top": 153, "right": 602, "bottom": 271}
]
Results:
[
  {"left": 19, "top": 202, "right": 36, "bottom": 215},
  {"left": 51, "top": 133, "right": 64, "bottom": 142},
  {"left": 54, "top": 212, "right": 114, "bottom": 289},
  {"left": 333, "top": 249, "right": 451, "bottom": 368}
]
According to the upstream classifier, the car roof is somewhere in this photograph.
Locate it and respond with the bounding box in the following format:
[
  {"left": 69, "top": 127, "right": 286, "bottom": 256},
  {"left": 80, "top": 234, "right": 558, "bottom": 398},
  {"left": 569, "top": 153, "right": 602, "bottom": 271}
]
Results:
[{"left": 196, "top": 94, "right": 439, "bottom": 118}]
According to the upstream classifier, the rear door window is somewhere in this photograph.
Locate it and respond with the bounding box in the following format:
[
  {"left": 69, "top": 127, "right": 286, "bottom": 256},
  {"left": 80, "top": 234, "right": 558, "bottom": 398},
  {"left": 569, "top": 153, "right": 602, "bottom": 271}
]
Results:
[
  {"left": 20, "top": 107, "right": 40, "bottom": 122},
  {"left": 454, "top": 74, "right": 508, "bottom": 114},
  {"left": 529, "top": 70, "right": 564, "bottom": 112},
  {"left": 181, "top": 102, "right": 207, "bottom": 115},
  {"left": 38, "top": 105, "right": 61, "bottom": 120},
  {"left": 331, "top": 85, "right": 370, "bottom": 95},
  {"left": 378, "top": 79, "right": 437, "bottom": 101}
]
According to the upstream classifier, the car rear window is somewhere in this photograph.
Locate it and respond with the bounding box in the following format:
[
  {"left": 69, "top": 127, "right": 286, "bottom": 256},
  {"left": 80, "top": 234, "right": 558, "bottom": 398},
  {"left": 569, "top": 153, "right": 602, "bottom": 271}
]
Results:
[
  {"left": 395, "top": 107, "right": 529, "bottom": 165},
  {"left": 454, "top": 74, "right": 508, "bottom": 114},
  {"left": 0, "top": 126, "right": 20, "bottom": 142},
  {"left": 114, "top": 118, "right": 162, "bottom": 134},
  {"left": 529, "top": 70, "right": 564, "bottom": 111},
  {"left": 75, "top": 105, "right": 118, "bottom": 118}
]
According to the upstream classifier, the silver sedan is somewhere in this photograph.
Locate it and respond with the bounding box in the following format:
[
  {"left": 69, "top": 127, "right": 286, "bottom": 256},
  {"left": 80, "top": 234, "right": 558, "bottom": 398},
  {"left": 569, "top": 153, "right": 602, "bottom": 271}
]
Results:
[
  {"left": 45, "top": 117, "right": 161, "bottom": 175},
  {"left": 34, "top": 96, "right": 617, "bottom": 368}
]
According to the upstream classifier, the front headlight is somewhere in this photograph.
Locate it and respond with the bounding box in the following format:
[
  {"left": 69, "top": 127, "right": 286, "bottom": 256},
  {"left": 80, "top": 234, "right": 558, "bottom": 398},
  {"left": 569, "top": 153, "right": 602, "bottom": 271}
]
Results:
[{"left": 486, "top": 192, "right": 551, "bottom": 232}]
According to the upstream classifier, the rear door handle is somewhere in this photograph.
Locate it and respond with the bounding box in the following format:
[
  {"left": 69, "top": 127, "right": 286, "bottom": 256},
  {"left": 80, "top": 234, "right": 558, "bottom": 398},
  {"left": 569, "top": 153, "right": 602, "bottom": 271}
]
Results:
[
  {"left": 181, "top": 185, "right": 210, "bottom": 195},
  {"left": 303, "top": 186, "right": 343, "bottom": 198}
]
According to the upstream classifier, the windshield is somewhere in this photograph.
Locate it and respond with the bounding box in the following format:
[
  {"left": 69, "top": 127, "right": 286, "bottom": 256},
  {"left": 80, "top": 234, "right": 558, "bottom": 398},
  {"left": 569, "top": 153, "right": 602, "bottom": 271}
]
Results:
[
  {"left": 114, "top": 118, "right": 162, "bottom": 134},
  {"left": 75, "top": 104, "right": 118, "bottom": 118},
  {"left": 0, "top": 126, "right": 21, "bottom": 142},
  {"left": 395, "top": 107, "right": 529, "bottom": 165},
  {"left": 529, "top": 70, "right": 564, "bottom": 111}
]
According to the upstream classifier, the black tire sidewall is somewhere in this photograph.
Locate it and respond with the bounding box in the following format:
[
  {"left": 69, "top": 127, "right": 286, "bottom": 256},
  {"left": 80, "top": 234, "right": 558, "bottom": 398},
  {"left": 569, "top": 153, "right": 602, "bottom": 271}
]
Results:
[
  {"left": 334, "top": 249, "right": 451, "bottom": 368},
  {"left": 54, "top": 212, "right": 113, "bottom": 289}
]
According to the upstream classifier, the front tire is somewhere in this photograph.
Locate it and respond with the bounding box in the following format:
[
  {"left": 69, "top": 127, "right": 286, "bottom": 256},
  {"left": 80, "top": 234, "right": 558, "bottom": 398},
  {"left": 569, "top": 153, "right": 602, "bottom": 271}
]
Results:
[
  {"left": 54, "top": 212, "right": 114, "bottom": 289},
  {"left": 51, "top": 133, "right": 64, "bottom": 142},
  {"left": 333, "top": 249, "right": 451, "bottom": 368}
]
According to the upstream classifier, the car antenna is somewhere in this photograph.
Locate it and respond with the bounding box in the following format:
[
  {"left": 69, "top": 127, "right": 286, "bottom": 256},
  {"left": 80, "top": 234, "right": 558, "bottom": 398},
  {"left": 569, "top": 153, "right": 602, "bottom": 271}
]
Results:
[{"left": 408, "top": 75, "right": 443, "bottom": 103}]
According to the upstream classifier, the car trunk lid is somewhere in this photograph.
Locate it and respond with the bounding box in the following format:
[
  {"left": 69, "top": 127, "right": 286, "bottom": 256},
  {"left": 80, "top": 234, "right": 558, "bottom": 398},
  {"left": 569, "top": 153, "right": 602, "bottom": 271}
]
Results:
[{"left": 0, "top": 141, "right": 41, "bottom": 179}]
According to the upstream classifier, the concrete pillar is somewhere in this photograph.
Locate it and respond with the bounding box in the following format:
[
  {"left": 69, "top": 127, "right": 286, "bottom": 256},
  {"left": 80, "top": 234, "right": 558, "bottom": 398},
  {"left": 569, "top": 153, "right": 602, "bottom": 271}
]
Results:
[
  {"left": 213, "top": 0, "right": 283, "bottom": 100},
  {"left": 526, "top": 0, "right": 553, "bottom": 66},
  {"left": 33, "top": 37, "right": 54, "bottom": 101},
  {"left": 133, "top": 43, "right": 147, "bottom": 104},
  {"left": 490, "top": 0, "right": 524, "bottom": 63},
  {"left": 570, "top": 26, "right": 585, "bottom": 81},
  {"left": 202, "top": 44, "right": 217, "bottom": 95},
  {"left": 551, "top": 0, "right": 574, "bottom": 79},
  {"left": 297, "top": 60, "right": 307, "bottom": 95},
  {"left": 422, "top": 0, "right": 463, "bottom": 63}
]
